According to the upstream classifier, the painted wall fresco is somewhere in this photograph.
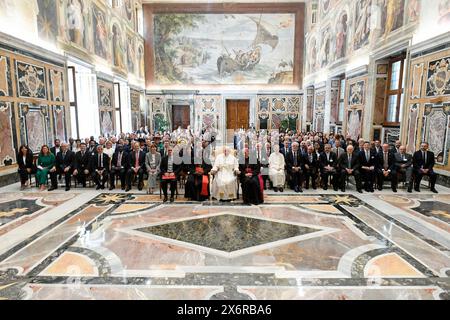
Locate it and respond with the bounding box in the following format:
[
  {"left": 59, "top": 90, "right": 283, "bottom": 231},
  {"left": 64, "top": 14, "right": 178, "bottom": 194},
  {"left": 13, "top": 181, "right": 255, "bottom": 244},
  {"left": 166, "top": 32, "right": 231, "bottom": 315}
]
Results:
[
  {"left": 305, "top": 0, "right": 450, "bottom": 77},
  {"left": 0, "top": 0, "right": 144, "bottom": 83},
  {"left": 153, "top": 13, "right": 296, "bottom": 85}
]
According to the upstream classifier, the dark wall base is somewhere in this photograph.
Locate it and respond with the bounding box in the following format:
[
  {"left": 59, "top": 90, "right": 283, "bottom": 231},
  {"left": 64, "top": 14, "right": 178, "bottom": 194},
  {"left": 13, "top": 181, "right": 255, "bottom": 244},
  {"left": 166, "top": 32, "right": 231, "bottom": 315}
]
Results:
[
  {"left": 0, "top": 171, "right": 19, "bottom": 188},
  {"left": 436, "top": 173, "right": 450, "bottom": 188}
]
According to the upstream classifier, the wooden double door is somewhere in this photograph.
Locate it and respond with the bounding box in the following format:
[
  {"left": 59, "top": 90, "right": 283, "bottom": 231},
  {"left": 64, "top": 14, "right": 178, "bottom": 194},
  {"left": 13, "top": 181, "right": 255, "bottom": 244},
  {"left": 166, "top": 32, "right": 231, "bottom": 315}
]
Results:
[
  {"left": 172, "top": 105, "right": 190, "bottom": 129},
  {"left": 226, "top": 99, "right": 249, "bottom": 129}
]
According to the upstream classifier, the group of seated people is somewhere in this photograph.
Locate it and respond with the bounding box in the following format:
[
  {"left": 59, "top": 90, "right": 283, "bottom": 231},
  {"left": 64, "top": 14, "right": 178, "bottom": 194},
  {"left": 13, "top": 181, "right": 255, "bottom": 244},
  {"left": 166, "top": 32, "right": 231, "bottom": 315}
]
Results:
[{"left": 16, "top": 128, "right": 439, "bottom": 205}]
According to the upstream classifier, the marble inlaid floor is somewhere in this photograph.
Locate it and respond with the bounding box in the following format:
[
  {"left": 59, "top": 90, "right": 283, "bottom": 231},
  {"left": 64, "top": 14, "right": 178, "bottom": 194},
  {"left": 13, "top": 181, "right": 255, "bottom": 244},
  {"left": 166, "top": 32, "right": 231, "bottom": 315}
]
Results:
[{"left": 0, "top": 182, "right": 449, "bottom": 300}]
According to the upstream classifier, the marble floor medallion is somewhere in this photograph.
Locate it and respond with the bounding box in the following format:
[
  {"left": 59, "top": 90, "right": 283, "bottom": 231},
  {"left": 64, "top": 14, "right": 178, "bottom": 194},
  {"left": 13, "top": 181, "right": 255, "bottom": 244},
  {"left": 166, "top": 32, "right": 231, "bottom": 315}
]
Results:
[
  {"left": 135, "top": 213, "right": 329, "bottom": 257},
  {"left": 0, "top": 191, "right": 448, "bottom": 300}
]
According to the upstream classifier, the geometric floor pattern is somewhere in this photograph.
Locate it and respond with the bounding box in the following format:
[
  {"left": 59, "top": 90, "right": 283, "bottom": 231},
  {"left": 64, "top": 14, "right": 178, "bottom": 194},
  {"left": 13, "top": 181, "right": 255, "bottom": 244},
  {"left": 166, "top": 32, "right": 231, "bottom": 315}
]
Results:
[{"left": 0, "top": 188, "right": 449, "bottom": 300}]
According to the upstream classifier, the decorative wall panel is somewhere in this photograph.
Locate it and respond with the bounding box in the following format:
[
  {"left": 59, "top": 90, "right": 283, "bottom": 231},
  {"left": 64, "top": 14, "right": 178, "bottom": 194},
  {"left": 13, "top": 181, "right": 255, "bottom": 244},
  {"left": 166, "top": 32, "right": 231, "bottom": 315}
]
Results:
[
  {"left": 313, "top": 89, "right": 325, "bottom": 132},
  {"left": 306, "top": 87, "right": 314, "bottom": 123},
  {"left": 411, "top": 63, "right": 424, "bottom": 99},
  {"left": 0, "top": 55, "right": 12, "bottom": 97},
  {"left": 330, "top": 80, "right": 339, "bottom": 124},
  {"left": 405, "top": 47, "right": 450, "bottom": 173},
  {"left": 49, "top": 69, "right": 64, "bottom": 102},
  {"left": 0, "top": 45, "right": 69, "bottom": 167},
  {"left": 52, "top": 105, "right": 67, "bottom": 142},
  {"left": 16, "top": 61, "right": 47, "bottom": 99},
  {"left": 97, "top": 79, "right": 115, "bottom": 136},
  {"left": 406, "top": 104, "right": 419, "bottom": 154},
  {"left": 423, "top": 104, "right": 450, "bottom": 165},
  {"left": 257, "top": 95, "right": 302, "bottom": 131},
  {"left": 0, "top": 102, "right": 16, "bottom": 166},
  {"left": 19, "top": 103, "right": 50, "bottom": 153},
  {"left": 130, "top": 90, "right": 141, "bottom": 131},
  {"left": 194, "top": 95, "right": 221, "bottom": 132},
  {"left": 426, "top": 57, "right": 450, "bottom": 97},
  {"left": 344, "top": 75, "right": 367, "bottom": 140}
]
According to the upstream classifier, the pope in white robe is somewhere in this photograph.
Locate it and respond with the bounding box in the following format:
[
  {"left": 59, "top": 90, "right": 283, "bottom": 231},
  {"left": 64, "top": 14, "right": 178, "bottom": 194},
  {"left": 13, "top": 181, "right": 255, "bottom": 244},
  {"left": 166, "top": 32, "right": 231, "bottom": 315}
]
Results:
[
  {"left": 269, "top": 145, "right": 286, "bottom": 190},
  {"left": 210, "top": 146, "right": 239, "bottom": 200}
]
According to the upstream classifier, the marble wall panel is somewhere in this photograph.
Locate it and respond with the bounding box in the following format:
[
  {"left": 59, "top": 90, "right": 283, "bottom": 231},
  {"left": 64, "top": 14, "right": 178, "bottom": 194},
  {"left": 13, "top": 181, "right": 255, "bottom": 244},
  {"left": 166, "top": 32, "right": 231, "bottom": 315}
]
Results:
[
  {"left": 426, "top": 56, "right": 450, "bottom": 97},
  {"left": 0, "top": 102, "right": 16, "bottom": 166},
  {"left": 20, "top": 104, "right": 50, "bottom": 153},
  {"left": 0, "top": 55, "right": 12, "bottom": 97},
  {"left": 49, "top": 69, "right": 64, "bottom": 102},
  {"left": 406, "top": 103, "right": 419, "bottom": 154},
  {"left": 15, "top": 61, "right": 47, "bottom": 100},
  {"left": 52, "top": 105, "right": 66, "bottom": 142}
]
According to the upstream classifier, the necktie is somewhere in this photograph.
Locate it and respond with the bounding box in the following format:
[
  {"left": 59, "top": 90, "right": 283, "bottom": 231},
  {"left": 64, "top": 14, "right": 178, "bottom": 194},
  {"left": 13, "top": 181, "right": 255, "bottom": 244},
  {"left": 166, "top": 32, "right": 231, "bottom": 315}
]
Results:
[
  {"left": 366, "top": 151, "right": 369, "bottom": 162},
  {"left": 293, "top": 152, "right": 297, "bottom": 166},
  {"left": 99, "top": 154, "right": 102, "bottom": 168},
  {"left": 118, "top": 153, "right": 122, "bottom": 167},
  {"left": 135, "top": 152, "right": 139, "bottom": 168},
  {"left": 337, "top": 149, "right": 340, "bottom": 158},
  {"left": 348, "top": 155, "right": 351, "bottom": 169},
  {"left": 423, "top": 151, "right": 426, "bottom": 164},
  {"left": 309, "top": 154, "right": 312, "bottom": 163},
  {"left": 327, "top": 153, "right": 329, "bottom": 162},
  {"left": 384, "top": 153, "right": 388, "bottom": 169},
  {"left": 63, "top": 152, "right": 66, "bottom": 160}
]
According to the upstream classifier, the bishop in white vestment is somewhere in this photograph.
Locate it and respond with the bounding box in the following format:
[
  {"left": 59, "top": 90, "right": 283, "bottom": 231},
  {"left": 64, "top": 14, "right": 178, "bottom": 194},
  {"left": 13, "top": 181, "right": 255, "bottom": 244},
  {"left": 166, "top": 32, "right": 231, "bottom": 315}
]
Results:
[{"left": 268, "top": 145, "right": 286, "bottom": 191}]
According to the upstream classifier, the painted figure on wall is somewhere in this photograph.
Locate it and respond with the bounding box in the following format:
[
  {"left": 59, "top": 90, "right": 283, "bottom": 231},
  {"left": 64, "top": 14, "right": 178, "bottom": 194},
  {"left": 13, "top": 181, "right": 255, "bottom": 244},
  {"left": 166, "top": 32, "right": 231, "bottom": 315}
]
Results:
[
  {"left": 127, "top": 36, "right": 135, "bottom": 74},
  {"left": 319, "top": 30, "right": 331, "bottom": 67},
  {"left": 406, "top": 0, "right": 420, "bottom": 23},
  {"left": 124, "top": 0, "right": 134, "bottom": 25},
  {"left": 112, "top": 24, "right": 125, "bottom": 70},
  {"left": 66, "top": 0, "right": 86, "bottom": 48},
  {"left": 353, "top": 0, "right": 372, "bottom": 50},
  {"left": 336, "top": 12, "right": 348, "bottom": 59},
  {"left": 309, "top": 38, "right": 317, "bottom": 74},
  {"left": 381, "top": 0, "right": 405, "bottom": 37},
  {"left": 93, "top": 5, "right": 108, "bottom": 59},
  {"left": 37, "top": 0, "right": 58, "bottom": 42},
  {"left": 439, "top": 0, "right": 450, "bottom": 25},
  {"left": 137, "top": 44, "right": 145, "bottom": 79}
]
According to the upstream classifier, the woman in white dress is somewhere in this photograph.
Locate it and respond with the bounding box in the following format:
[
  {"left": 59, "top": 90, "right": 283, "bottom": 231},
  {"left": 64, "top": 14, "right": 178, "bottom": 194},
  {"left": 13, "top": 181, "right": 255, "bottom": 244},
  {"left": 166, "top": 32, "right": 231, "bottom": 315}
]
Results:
[
  {"left": 268, "top": 145, "right": 286, "bottom": 192},
  {"left": 210, "top": 146, "right": 239, "bottom": 201}
]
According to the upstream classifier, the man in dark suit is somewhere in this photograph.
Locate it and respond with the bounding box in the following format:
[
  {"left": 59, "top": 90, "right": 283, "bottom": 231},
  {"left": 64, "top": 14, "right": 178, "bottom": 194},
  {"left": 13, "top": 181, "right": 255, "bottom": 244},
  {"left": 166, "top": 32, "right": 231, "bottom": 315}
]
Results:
[
  {"left": 377, "top": 143, "right": 397, "bottom": 192},
  {"left": 159, "top": 140, "right": 170, "bottom": 158},
  {"left": 391, "top": 140, "right": 401, "bottom": 155},
  {"left": 358, "top": 141, "right": 377, "bottom": 192},
  {"left": 302, "top": 145, "right": 319, "bottom": 189},
  {"left": 395, "top": 145, "right": 414, "bottom": 192},
  {"left": 337, "top": 145, "right": 363, "bottom": 193},
  {"left": 90, "top": 145, "right": 110, "bottom": 190},
  {"left": 319, "top": 144, "right": 338, "bottom": 190},
  {"left": 285, "top": 142, "right": 304, "bottom": 192},
  {"left": 73, "top": 143, "right": 91, "bottom": 188},
  {"left": 110, "top": 145, "right": 129, "bottom": 190},
  {"left": 50, "top": 139, "right": 61, "bottom": 156},
  {"left": 160, "top": 146, "right": 182, "bottom": 202},
  {"left": 87, "top": 139, "right": 97, "bottom": 156},
  {"left": 412, "top": 142, "right": 438, "bottom": 193},
  {"left": 126, "top": 142, "right": 146, "bottom": 191},
  {"left": 56, "top": 143, "right": 75, "bottom": 191}
]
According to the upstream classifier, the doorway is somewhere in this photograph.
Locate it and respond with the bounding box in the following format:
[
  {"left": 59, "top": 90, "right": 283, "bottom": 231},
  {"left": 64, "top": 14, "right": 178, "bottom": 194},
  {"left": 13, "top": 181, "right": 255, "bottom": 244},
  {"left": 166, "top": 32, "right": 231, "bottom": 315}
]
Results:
[
  {"left": 171, "top": 105, "right": 190, "bottom": 129},
  {"left": 226, "top": 99, "right": 249, "bottom": 130}
]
